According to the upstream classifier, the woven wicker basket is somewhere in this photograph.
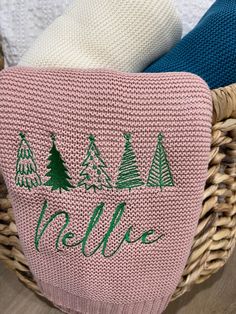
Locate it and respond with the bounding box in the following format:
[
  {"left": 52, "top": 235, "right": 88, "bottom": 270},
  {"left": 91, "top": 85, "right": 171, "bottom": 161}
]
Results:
[{"left": 0, "top": 48, "right": 236, "bottom": 304}]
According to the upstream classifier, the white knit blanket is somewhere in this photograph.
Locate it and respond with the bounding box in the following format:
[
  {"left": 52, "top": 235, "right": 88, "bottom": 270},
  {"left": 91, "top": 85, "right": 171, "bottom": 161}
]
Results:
[
  {"left": 174, "top": 0, "right": 215, "bottom": 36},
  {"left": 0, "top": 0, "right": 72, "bottom": 66}
]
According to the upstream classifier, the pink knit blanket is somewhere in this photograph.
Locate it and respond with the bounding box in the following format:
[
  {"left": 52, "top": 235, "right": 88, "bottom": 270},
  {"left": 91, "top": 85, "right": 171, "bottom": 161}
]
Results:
[{"left": 0, "top": 68, "right": 212, "bottom": 314}]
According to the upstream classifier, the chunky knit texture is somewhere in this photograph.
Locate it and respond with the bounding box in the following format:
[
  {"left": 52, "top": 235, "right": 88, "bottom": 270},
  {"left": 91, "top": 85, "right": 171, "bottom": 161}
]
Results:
[
  {"left": 0, "top": 0, "right": 72, "bottom": 67},
  {"left": 0, "top": 68, "right": 212, "bottom": 314},
  {"left": 19, "top": 0, "right": 182, "bottom": 72},
  {"left": 174, "top": 0, "right": 214, "bottom": 35},
  {"left": 145, "top": 0, "right": 236, "bottom": 89}
]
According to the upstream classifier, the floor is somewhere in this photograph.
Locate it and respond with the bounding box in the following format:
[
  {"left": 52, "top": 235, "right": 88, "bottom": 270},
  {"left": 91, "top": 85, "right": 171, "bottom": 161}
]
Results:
[{"left": 0, "top": 249, "right": 236, "bottom": 314}]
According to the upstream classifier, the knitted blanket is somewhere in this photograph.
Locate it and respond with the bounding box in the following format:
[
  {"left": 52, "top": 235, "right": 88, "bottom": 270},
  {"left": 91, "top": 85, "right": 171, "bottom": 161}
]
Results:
[
  {"left": 19, "top": 0, "right": 182, "bottom": 72},
  {"left": 174, "top": 0, "right": 214, "bottom": 35},
  {"left": 0, "top": 0, "right": 72, "bottom": 67},
  {"left": 0, "top": 68, "right": 212, "bottom": 314},
  {"left": 145, "top": 0, "right": 236, "bottom": 89}
]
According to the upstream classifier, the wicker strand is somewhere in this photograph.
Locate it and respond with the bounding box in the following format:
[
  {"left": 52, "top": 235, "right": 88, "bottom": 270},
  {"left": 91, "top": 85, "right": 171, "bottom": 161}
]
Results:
[{"left": 171, "top": 84, "right": 236, "bottom": 300}]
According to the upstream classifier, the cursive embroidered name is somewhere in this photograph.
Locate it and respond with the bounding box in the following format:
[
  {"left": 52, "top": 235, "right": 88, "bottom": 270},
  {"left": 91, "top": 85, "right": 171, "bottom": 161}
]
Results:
[{"left": 35, "top": 200, "right": 165, "bottom": 258}]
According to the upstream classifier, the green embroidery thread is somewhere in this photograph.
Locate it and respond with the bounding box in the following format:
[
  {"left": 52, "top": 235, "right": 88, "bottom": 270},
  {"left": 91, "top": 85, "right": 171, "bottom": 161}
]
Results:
[
  {"left": 34, "top": 200, "right": 70, "bottom": 251},
  {"left": 15, "top": 132, "right": 42, "bottom": 190},
  {"left": 147, "top": 133, "right": 174, "bottom": 191},
  {"left": 44, "top": 134, "right": 74, "bottom": 193},
  {"left": 116, "top": 133, "right": 144, "bottom": 192},
  {"left": 16, "top": 132, "right": 175, "bottom": 193},
  {"left": 78, "top": 135, "right": 112, "bottom": 192},
  {"left": 35, "top": 200, "right": 165, "bottom": 257}
]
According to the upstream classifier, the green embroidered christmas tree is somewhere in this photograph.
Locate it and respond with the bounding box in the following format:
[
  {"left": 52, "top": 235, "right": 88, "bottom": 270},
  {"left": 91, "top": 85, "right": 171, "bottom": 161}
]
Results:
[
  {"left": 78, "top": 135, "right": 112, "bottom": 192},
  {"left": 147, "top": 133, "right": 174, "bottom": 190},
  {"left": 44, "top": 134, "right": 74, "bottom": 193},
  {"left": 15, "top": 132, "right": 42, "bottom": 190},
  {"left": 116, "top": 133, "right": 144, "bottom": 192}
]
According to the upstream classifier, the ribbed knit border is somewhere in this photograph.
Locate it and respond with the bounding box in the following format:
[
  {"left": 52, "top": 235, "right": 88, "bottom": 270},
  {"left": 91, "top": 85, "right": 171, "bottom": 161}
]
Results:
[{"left": 38, "top": 279, "right": 172, "bottom": 314}]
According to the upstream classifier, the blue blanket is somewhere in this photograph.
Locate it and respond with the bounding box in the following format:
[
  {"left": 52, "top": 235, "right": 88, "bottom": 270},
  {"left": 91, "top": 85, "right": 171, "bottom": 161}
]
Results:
[{"left": 145, "top": 0, "right": 236, "bottom": 89}]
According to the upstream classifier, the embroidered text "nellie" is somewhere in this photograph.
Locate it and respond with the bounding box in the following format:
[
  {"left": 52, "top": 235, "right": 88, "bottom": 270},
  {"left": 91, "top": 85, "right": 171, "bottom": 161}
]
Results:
[{"left": 35, "top": 201, "right": 165, "bottom": 258}]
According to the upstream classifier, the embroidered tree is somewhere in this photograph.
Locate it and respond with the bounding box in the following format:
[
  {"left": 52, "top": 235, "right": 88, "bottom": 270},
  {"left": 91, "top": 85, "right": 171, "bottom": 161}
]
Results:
[
  {"left": 78, "top": 135, "right": 112, "bottom": 192},
  {"left": 147, "top": 133, "right": 174, "bottom": 190},
  {"left": 116, "top": 133, "right": 144, "bottom": 192},
  {"left": 44, "top": 134, "right": 74, "bottom": 193},
  {"left": 15, "top": 132, "right": 42, "bottom": 190}
]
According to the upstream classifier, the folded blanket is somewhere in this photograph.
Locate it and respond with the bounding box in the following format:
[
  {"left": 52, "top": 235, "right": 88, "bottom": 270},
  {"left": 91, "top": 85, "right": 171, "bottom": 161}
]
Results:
[
  {"left": 174, "top": 0, "right": 214, "bottom": 35},
  {"left": 19, "top": 0, "right": 182, "bottom": 72},
  {"left": 0, "top": 67, "right": 212, "bottom": 314},
  {"left": 145, "top": 0, "right": 236, "bottom": 89},
  {"left": 0, "top": 0, "right": 72, "bottom": 66}
]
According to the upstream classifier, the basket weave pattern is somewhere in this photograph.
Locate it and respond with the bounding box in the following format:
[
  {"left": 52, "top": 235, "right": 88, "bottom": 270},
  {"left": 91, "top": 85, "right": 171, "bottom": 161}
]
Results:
[{"left": 0, "top": 50, "right": 235, "bottom": 301}]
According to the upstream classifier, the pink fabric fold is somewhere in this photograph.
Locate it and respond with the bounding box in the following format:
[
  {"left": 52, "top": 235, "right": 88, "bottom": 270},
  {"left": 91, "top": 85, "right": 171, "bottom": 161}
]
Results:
[{"left": 0, "top": 68, "right": 212, "bottom": 314}]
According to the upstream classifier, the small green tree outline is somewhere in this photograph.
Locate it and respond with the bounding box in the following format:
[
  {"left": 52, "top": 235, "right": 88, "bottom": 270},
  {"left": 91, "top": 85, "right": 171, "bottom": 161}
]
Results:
[
  {"left": 15, "top": 132, "right": 42, "bottom": 191},
  {"left": 78, "top": 135, "right": 113, "bottom": 192},
  {"left": 116, "top": 133, "right": 144, "bottom": 192},
  {"left": 44, "top": 133, "right": 74, "bottom": 193},
  {"left": 147, "top": 133, "right": 174, "bottom": 191}
]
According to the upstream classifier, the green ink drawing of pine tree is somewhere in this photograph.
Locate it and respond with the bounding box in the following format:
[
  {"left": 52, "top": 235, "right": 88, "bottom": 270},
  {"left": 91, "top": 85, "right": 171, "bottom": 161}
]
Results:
[
  {"left": 78, "top": 135, "right": 112, "bottom": 192},
  {"left": 44, "top": 134, "right": 74, "bottom": 193},
  {"left": 147, "top": 133, "right": 174, "bottom": 191},
  {"left": 116, "top": 133, "right": 144, "bottom": 192},
  {"left": 15, "top": 132, "right": 42, "bottom": 190}
]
